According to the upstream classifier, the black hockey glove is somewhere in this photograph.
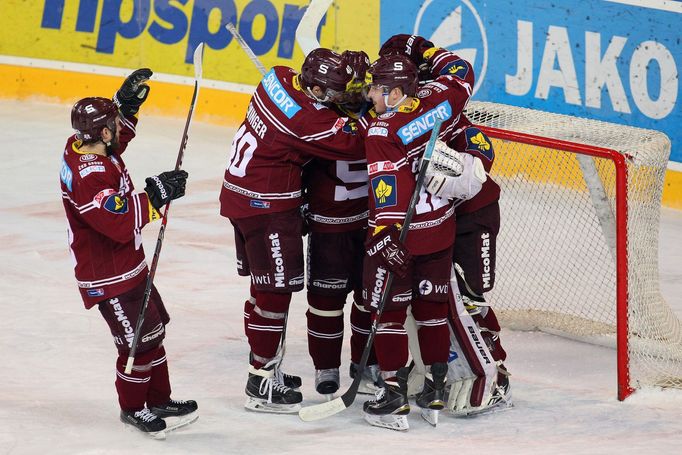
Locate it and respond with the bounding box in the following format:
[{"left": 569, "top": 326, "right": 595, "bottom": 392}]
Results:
[
  {"left": 379, "top": 34, "right": 434, "bottom": 68},
  {"left": 114, "top": 68, "right": 153, "bottom": 117},
  {"left": 144, "top": 170, "right": 188, "bottom": 210},
  {"left": 365, "top": 224, "right": 412, "bottom": 278}
]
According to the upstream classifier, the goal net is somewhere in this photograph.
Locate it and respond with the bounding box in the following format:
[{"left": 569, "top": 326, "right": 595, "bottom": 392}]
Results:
[{"left": 464, "top": 101, "right": 680, "bottom": 400}]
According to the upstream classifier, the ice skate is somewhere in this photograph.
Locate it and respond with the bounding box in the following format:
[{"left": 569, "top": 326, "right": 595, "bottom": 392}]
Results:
[
  {"left": 363, "top": 368, "right": 410, "bottom": 431},
  {"left": 120, "top": 408, "right": 167, "bottom": 439},
  {"left": 416, "top": 362, "right": 447, "bottom": 426},
  {"left": 150, "top": 399, "right": 199, "bottom": 432},
  {"left": 245, "top": 363, "right": 303, "bottom": 414},
  {"left": 315, "top": 368, "right": 340, "bottom": 400},
  {"left": 350, "top": 362, "right": 381, "bottom": 395}
]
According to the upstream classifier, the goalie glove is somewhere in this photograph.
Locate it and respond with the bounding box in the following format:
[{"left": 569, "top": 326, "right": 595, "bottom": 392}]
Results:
[{"left": 426, "top": 153, "right": 487, "bottom": 200}]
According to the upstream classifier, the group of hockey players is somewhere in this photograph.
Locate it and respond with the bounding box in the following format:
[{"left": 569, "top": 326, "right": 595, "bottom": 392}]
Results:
[{"left": 60, "top": 32, "right": 511, "bottom": 436}]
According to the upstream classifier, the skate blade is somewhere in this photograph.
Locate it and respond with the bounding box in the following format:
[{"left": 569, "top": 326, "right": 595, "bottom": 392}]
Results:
[
  {"left": 450, "top": 399, "right": 513, "bottom": 417},
  {"left": 164, "top": 411, "right": 199, "bottom": 433},
  {"left": 420, "top": 408, "right": 439, "bottom": 427},
  {"left": 122, "top": 422, "right": 166, "bottom": 440},
  {"left": 363, "top": 413, "right": 409, "bottom": 431},
  {"left": 245, "top": 397, "right": 301, "bottom": 414}
]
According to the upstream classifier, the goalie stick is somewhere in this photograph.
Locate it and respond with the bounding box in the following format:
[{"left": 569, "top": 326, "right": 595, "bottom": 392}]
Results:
[
  {"left": 124, "top": 42, "right": 205, "bottom": 374},
  {"left": 298, "top": 118, "right": 445, "bottom": 422}
]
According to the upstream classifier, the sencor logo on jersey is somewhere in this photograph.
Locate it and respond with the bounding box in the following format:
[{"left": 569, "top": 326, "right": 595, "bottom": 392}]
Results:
[
  {"left": 262, "top": 69, "right": 301, "bottom": 119},
  {"left": 60, "top": 158, "right": 73, "bottom": 192},
  {"left": 465, "top": 128, "right": 494, "bottom": 161},
  {"left": 103, "top": 194, "right": 129, "bottom": 214},
  {"left": 371, "top": 176, "right": 397, "bottom": 208},
  {"left": 397, "top": 101, "right": 453, "bottom": 145}
]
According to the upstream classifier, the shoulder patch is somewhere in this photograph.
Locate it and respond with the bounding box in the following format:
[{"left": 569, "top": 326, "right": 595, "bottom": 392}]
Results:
[
  {"left": 378, "top": 112, "right": 395, "bottom": 120},
  {"left": 441, "top": 59, "right": 470, "bottom": 80},
  {"left": 79, "top": 165, "right": 106, "bottom": 178},
  {"left": 103, "top": 194, "right": 129, "bottom": 214},
  {"left": 79, "top": 154, "right": 98, "bottom": 162},
  {"left": 416, "top": 88, "right": 432, "bottom": 98},
  {"left": 465, "top": 128, "right": 494, "bottom": 161},
  {"left": 371, "top": 175, "right": 397, "bottom": 208},
  {"left": 397, "top": 100, "right": 453, "bottom": 145}
]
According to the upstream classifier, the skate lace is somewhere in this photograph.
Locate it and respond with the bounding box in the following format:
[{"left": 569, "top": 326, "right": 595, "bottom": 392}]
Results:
[
  {"left": 134, "top": 408, "right": 158, "bottom": 422},
  {"left": 259, "top": 376, "right": 292, "bottom": 402},
  {"left": 371, "top": 386, "right": 387, "bottom": 403}
]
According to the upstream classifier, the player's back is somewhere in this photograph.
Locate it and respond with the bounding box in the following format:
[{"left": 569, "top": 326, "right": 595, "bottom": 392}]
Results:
[{"left": 220, "top": 66, "right": 364, "bottom": 220}]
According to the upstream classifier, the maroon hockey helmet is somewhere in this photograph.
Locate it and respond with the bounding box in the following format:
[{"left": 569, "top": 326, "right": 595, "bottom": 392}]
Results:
[
  {"left": 71, "top": 97, "right": 118, "bottom": 143},
  {"left": 367, "top": 54, "right": 419, "bottom": 97},
  {"left": 301, "top": 48, "right": 354, "bottom": 95}
]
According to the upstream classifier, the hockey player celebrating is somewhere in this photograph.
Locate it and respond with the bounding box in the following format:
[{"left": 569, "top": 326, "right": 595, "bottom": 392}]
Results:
[
  {"left": 219, "top": 48, "right": 365, "bottom": 413},
  {"left": 360, "top": 46, "right": 476, "bottom": 430},
  {"left": 380, "top": 34, "right": 512, "bottom": 416},
  {"left": 60, "top": 70, "right": 197, "bottom": 438},
  {"left": 302, "top": 50, "right": 380, "bottom": 398}
]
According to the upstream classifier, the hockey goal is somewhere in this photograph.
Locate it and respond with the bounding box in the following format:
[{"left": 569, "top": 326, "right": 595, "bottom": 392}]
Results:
[{"left": 464, "top": 101, "right": 679, "bottom": 400}]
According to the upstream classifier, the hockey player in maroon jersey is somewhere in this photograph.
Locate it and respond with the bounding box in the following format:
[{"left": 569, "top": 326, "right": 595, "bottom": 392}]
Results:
[
  {"left": 360, "top": 48, "right": 476, "bottom": 430},
  {"left": 380, "top": 34, "right": 512, "bottom": 416},
  {"left": 219, "top": 48, "right": 365, "bottom": 413},
  {"left": 60, "top": 70, "right": 196, "bottom": 438},
  {"left": 302, "top": 50, "right": 380, "bottom": 397}
]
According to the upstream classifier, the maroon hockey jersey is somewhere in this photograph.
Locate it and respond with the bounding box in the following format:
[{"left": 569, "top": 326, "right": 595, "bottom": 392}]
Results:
[
  {"left": 220, "top": 66, "right": 365, "bottom": 220},
  {"left": 60, "top": 115, "right": 159, "bottom": 309},
  {"left": 364, "top": 49, "right": 474, "bottom": 255}
]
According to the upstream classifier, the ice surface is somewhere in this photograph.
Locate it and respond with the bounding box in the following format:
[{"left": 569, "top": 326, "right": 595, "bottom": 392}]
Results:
[{"left": 1, "top": 100, "right": 682, "bottom": 454}]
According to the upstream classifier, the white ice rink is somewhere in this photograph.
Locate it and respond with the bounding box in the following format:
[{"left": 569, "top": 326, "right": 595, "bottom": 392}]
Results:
[{"left": 2, "top": 100, "right": 682, "bottom": 454}]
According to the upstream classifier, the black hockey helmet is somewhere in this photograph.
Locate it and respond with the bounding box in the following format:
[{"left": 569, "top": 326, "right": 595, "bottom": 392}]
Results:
[
  {"left": 367, "top": 54, "right": 419, "bottom": 97},
  {"left": 71, "top": 97, "right": 118, "bottom": 143}
]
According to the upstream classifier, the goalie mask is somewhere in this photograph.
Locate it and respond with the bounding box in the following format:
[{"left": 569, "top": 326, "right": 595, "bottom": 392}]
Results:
[
  {"left": 301, "top": 48, "right": 354, "bottom": 103},
  {"left": 71, "top": 97, "right": 119, "bottom": 145}
]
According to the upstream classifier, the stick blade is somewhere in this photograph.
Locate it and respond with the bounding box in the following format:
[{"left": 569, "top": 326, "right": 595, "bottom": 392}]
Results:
[
  {"left": 193, "top": 42, "right": 204, "bottom": 79},
  {"left": 298, "top": 397, "right": 348, "bottom": 421}
]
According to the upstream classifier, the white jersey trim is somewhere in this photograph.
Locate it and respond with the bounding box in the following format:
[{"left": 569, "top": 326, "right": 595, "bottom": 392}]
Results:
[
  {"left": 77, "top": 259, "right": 147, "bottom": 289},
  {"left": 222, "top": 180, "right": 302, "bottom": 200}
]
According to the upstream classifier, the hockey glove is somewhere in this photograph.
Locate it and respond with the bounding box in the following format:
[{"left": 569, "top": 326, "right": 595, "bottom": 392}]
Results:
[
  {"left": 379, "top": 34, "right": 435, "bottom": 68},
  {"left": 114, "top": 68, "right": 153, "bottom": 117},
  {"left": 144, "top": 170, "right": 188, "bottom": 210},
  {"left": 365, "top": 224, "right": 412, "bottom": 278}
]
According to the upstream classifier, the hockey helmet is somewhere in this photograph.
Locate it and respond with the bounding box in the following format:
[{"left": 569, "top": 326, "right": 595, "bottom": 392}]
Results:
[
  {"left": 367, "top": 54, "right": 419, "bottom": 97},
  {"left": 301, "top": 48, "right": 354, "bottom": 101},
  {"left": 71, "top": 97, "right": 118, "bottom": 143}
]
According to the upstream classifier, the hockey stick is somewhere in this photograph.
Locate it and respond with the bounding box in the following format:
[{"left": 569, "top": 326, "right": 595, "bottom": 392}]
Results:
[
  {"left": 124, "top": 43, "right": 205, "bottom": 374},
  {"left": 298, "top": 117, "right": 445, "bottom": 421},
  {"left": 295, "top": 0, "right": 333, "bottom": 56},
  {"left": 226, "top": 23, "right": 267, "bottom": 76}
]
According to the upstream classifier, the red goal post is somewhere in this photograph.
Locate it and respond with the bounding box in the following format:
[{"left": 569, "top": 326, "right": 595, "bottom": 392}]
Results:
[{"left": 465, "top": 101, "right": 677, "bottom": 400}]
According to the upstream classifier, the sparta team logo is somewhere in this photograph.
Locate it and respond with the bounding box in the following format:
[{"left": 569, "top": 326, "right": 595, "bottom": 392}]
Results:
[
  {"left": 417, "top": 88, "right": 433, "bottom": 98},
  {"left": 103, "top": 194, "right": 129, "bottom": 214},
  {"left": 79, "top": 153, "right": 98, "bottom": 162}
]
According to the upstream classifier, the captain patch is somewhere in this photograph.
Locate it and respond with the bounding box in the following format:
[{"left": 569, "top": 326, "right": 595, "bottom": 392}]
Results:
[
  {"left": 371, "top": 175, "right": 397, "bottom": 208},
  {"left": 103, "top": 194, "right": 129, "bottom": 214}
]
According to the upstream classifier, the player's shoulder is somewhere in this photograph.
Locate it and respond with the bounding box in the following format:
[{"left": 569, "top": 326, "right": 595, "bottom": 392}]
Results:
[
  {"left": 260, "top": 66, "right": 334, "bottom": 120},
  {"left": 63, "top": 139, "right": 118, "bottom": 187},
  {"left": 365, "top": 114, "right": 399, "bottom": 143}
]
